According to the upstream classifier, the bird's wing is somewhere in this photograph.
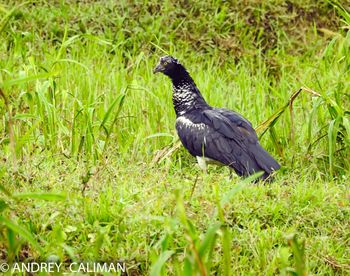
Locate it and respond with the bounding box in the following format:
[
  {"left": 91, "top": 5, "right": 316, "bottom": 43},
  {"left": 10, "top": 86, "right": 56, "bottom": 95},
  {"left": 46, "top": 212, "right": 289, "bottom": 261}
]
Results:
[
  {"left": 175, "top": 112, "right": 262, "bottom": 176},
  {"left": 214, "top": 108, "right": 258, "bottom": 141},
  {"left": 175, "top": 116, "right": 208, "bottom": 157},
  {"left": 202, "top": 109, "right": 280, "bottom": 175},
  {"left": 202, "top": 109, "right": 258, "bottom": 145}
]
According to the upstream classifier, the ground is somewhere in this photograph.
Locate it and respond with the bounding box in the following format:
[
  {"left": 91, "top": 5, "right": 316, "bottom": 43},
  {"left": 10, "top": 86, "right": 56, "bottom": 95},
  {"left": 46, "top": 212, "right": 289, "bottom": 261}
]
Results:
[{"left": 0, "top": 1, "right": 350, "bottom": 275}]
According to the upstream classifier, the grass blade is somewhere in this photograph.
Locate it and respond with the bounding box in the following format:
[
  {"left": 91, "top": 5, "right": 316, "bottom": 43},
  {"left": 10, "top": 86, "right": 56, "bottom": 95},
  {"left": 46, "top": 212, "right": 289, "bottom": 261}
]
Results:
[
  {"left": 150, "top": 250, "right": 174, "bottom": 276},
  {"left": 0, "top": 216, "right": 44, "bottom": 255},
  {"left": 100, "top": 93, "right": 125, "bottom": 135},
  {"left": 328, "top": 117, "right": 341, "bottom": 177},
  {"left": 3, "top": 72, "right": 58, "bottom": 88},
  {"left": 198, "top": 223, "right": 221, "bottom": 259},
  {"left": 0, "top": 2, "right": 30, "bottom": 35},
  {"left": 13, "top": 192, "right": 66, "bottom": 201}
]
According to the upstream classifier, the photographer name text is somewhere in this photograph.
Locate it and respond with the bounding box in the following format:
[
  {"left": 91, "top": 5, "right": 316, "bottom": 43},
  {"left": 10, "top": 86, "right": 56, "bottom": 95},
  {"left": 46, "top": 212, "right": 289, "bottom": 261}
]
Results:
[{"left": 0, "top": 261, "right": 125, "bottom": 273}]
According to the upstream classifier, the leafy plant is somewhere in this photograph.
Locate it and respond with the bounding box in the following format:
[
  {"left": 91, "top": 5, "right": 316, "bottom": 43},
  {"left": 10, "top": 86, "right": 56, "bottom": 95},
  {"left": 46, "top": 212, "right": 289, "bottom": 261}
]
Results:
[{"left": 0, "top": 184, "right": 65, "bottom": 262}]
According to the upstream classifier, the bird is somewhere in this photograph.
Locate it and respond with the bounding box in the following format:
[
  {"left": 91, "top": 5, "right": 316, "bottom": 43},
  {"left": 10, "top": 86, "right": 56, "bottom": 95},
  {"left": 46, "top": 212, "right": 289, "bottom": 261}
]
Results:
[{"left": 153, "top": 55, "right": 280, "bottom": 180}]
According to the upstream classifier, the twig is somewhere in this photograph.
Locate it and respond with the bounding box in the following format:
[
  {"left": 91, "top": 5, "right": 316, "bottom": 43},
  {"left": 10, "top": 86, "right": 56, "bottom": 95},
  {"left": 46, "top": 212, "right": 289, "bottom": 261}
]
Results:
[
  {"left": 153, "top": 86, "right": 322, "bottom": 161},
  {"left": 323, "top": 255, "right": 350, "bottom": 271},
  {"left": 300, "top": 86, "right": 321, "bottom": 97},
  {"left": 289, "top": 88, "right": 302, "bottom": 145},
  {"left": 186, "top": 233, "right": 207, "bottom": 276},
  {"left": 190, "top": 173, "right": 199, "bottom": 199},
  {"left": 151, "top": 140, "right": 182, "bottom": 165},
  {"left": 289, "top": 86, "right": 321, "bottom": 145}
]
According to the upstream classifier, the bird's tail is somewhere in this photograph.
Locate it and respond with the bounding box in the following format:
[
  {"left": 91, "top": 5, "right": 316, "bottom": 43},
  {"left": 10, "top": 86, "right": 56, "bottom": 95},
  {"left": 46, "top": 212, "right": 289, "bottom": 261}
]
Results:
[{"left": 251, "top": 143, "right": 280, "bottom": 179}]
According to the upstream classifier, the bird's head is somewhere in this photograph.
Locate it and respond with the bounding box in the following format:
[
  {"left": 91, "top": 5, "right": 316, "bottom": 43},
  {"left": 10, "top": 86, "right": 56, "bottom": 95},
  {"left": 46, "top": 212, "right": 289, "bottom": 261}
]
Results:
[{"left": 153, "top": 56, "right": 185, "bottom": 78}]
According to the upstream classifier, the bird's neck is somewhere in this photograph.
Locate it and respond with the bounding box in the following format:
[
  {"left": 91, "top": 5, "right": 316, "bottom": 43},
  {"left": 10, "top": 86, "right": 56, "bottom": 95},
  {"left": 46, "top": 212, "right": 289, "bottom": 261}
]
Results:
[{"left": 171, "top": 76, "right": 208, "bottom": 117}]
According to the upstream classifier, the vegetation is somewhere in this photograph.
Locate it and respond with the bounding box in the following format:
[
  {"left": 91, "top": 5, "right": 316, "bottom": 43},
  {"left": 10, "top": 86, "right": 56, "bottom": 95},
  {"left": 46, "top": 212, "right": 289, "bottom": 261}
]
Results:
[{"left": 0, "top": 0, "right": 349, "bottom": 274}]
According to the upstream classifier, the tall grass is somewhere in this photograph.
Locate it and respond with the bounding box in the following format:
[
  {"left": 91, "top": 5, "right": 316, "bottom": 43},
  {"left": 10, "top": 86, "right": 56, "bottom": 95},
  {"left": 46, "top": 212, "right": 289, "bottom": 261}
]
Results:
[{"left": 0, "top": 1, "right": 350, "bottom": 274}]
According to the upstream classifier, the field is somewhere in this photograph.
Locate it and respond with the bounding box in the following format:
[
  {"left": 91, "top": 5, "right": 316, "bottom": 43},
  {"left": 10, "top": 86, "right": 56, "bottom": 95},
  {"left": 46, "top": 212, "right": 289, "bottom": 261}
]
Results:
[{"left": 0, "top": 0, "right": 350, "bottom": 275}]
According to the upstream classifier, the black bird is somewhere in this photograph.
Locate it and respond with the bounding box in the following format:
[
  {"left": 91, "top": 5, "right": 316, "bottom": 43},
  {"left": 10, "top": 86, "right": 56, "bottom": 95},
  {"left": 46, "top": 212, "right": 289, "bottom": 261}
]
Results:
[{"left": 153, "top": 56, "right": 280, "bottom": 180}]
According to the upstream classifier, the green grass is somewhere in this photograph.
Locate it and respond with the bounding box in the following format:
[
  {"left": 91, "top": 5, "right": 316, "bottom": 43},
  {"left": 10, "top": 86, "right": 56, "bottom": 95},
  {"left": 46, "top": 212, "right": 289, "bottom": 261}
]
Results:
[{"left": 0, "top": 0, "right": 350, "bottom": 275}]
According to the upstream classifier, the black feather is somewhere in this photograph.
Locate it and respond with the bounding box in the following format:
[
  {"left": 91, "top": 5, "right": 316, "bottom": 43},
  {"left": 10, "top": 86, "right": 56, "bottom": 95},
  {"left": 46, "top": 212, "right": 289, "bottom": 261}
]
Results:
[{"left": 155, "top": 55, "right": 280, "bottom": 180}]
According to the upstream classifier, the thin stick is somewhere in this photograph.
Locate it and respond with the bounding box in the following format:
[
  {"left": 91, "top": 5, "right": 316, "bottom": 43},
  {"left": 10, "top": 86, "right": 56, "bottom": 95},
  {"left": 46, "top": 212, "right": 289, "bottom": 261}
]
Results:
[
  {"left": 190, "top": 173, "right": 199, "bottom": 200},
  {"left": 289, "top": 88, "right": 302, "bottom": 145},
  {"left": 289, "top": 87, "right": 321, "bottom": 145}
]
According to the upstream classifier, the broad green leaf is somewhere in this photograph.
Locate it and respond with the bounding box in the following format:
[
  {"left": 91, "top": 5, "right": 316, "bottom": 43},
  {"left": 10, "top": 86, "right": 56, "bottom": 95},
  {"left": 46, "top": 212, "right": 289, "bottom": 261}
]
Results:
[
  {"left": 82, "top": 34, "right": 113, "bottom": 45},
  {"left": 0, "top": 199, "right": 8, "bottom": 212},
  {"left": 286, "top": 234, "right": 306, "bottom": 276},
  {"left": 183, "top": 257, "right": 193, "bottom": 276},
  {"left": 53, "top": 59, "right": 89, "bottom": 71},
  {"left": 3, "top": 72, "right": 58, "bottom": 88},
  {"left": 149, "top": 250, "right": 174, "bottom": 276},
  {"left": 100, "top": 94, "right": 125, "bottom": 135},
  {"left": 222, "top": 226, "right": 231, "bottom": 276},
  {"left": 342, "top": 117, "right": 350, "bottom": 145},
  {"left": 62, "top": 243, "right": 77, "bottom": 262},
  {"left": 13, "top": 113, "right": 38, "bottom": 120},
  {"left": 0, "top": 216, "right": 43, "bottom": 254},
  {"left": 13, "top": 192, "right": 66, "bottom": 201},
  {"left": 328, "top": 117, "right": 341, "bottom": 177},
  {"left": 198, "top": 223, "right": 221, "bottom": 259},
  {"left": 332, "top": 2, "right": 350, "bottom": 26}
]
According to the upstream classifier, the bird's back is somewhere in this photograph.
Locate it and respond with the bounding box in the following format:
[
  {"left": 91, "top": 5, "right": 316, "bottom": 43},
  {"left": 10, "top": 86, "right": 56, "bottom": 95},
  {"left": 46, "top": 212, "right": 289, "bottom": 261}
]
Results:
[{"left": 176, "top": 107, "right": 280, "bottom": 179}]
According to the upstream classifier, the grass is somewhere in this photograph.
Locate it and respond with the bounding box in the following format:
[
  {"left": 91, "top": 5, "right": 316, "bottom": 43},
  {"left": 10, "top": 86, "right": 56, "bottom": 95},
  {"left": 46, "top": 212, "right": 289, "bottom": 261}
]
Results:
[{"left": 0, "top": 0, "right": 350, "bottom": 275}]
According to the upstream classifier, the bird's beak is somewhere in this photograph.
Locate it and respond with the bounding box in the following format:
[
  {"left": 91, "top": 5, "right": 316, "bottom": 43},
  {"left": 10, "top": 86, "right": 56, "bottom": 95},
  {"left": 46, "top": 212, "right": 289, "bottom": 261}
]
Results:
[{"left": 153, "top": 63, "right": 164, "bottom": 74}]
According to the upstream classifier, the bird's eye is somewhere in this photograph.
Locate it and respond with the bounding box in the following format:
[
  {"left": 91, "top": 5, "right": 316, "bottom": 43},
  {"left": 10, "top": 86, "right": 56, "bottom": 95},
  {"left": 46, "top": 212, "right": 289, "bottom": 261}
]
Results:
[{"left": 163, "top": 61, "right": 168, "bottom": 66}]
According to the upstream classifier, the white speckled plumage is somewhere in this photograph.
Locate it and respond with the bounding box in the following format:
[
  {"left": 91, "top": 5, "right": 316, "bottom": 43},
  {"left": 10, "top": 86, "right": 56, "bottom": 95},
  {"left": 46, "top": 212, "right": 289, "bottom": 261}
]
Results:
[
  {"left": 176, "top": 116, "right": 206, "bottom": 130},
  {"left": 154, "top": 55, "right": 280, "bottom": 180},
  {"left": 172, "top": 83, "right": 198, "bottom": 115}
]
